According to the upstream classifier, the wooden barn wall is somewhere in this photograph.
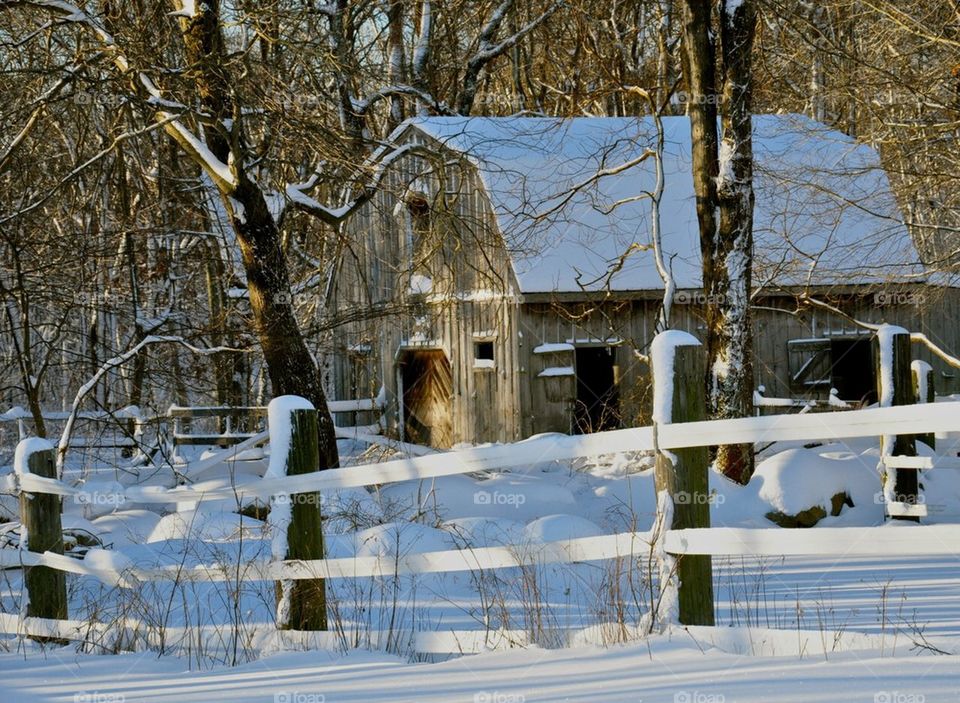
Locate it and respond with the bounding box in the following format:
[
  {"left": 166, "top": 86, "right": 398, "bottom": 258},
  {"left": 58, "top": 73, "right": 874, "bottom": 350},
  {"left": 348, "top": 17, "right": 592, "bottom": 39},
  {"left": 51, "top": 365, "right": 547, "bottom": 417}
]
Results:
[
  {"left": 517, "top": 285, "right": 960, "bottom": 437},
  {"left": 517, "top": 299, "right": 684, "bottom": 437},
  {"left": 327, "top": 127, "right": 522, "bottom": 444},
  {"left": 327, "top": 130, "right": 960, "bottom": 442},
  {"left": 752, "top": 286, "right": 960, "bottom": 399}
]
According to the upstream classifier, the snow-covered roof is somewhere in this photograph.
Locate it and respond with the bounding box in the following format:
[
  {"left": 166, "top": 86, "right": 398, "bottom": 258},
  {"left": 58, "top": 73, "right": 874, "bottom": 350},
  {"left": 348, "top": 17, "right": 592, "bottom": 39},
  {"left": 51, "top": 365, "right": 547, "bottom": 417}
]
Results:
[{"left": 401, "top": 115, "right": 921, "bottom": 293}]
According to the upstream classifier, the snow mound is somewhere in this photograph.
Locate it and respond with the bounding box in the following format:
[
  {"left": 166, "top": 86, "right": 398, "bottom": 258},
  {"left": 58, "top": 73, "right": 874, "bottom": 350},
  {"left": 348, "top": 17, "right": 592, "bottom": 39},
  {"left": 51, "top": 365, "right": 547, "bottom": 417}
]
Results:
[
  {"left": 147, "top": 507, "right": 265, "bottom": 543},
  {"left": 61, "top": 514, "right": 100, "bottom": 535},
  {"left": 441, "top": 517, "right": 526, "bottom": 548},
  {"left": 201, "top": 447, "right": 264, "bottom": 461},
  {"left": 90, "top": 509, "right": 163, "bottom": 547},
  {"left": 83, "top": 548, "right": 135, "bottom": 587},
  {"left": 523, "top": 514, "right": 604, "bottom": 543},
  {"left": 354, "top": 522, "right": 454, "bottom": 558},
  {"left": 591, "top": 472, "right": 657, "bottom": 529},
  {"left": 0, "top": 494, "right": 17, "bottom": 522},
  {"left": 754, "top": 447, "right": 879, "bottom": 517},
  {"left": 377, "top": 472, "right": 576, "bottom": 523},
  {"left": 321, "top": 487, "right": 384, "bottom": 534},
  {"left": 70, "top": 479, "right": 128, "bottom": 519},
  {"left": 322, "top": 532, "right": 356, "bottom": 559}
]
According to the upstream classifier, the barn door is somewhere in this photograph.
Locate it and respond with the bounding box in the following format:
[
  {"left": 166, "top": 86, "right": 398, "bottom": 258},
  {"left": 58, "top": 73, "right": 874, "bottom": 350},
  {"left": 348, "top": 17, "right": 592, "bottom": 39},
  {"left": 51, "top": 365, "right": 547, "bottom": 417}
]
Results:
[
  {"left": 399, "top": 349, "right": 454, "bottom": 448},
  {"left": 573, "top": 346, "right": 621, "bottom": 434}
]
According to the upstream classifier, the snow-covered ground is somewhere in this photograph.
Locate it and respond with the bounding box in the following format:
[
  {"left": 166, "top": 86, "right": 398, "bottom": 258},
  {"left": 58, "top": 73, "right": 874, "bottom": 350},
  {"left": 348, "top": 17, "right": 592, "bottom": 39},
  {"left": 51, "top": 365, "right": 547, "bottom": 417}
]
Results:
[
  {"left": 2, "top": 428, "right": 960, "bottom": 701},
  {"left": 4, "top": 629, "right": 960, "bottom": 702}
]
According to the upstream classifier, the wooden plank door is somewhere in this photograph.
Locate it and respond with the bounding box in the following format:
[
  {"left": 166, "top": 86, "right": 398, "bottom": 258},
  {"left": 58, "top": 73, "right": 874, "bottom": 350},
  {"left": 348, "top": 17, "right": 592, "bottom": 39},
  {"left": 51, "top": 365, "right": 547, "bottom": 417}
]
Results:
[{"left": 400, "top": 350, "right": 454, "bottom": 448}]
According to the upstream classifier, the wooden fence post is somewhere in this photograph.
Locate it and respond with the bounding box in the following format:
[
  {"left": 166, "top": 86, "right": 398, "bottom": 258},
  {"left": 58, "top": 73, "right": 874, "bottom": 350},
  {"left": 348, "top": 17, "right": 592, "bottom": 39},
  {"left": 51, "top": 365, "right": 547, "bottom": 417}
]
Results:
[
  {"left": 911, "top": 360, "right": 935, "bottom": 451},
  {"left": 874, "top": 326, "right": 920, "bottom": 522},
  {"left": 651, "top": 331, "right": 715, "bottom": 626},
  {"left": 15, "top": 438, "right": 68, "bottom": 638},
  {"left": 267, "top": 396, "right": 327, "bottom": 631}
]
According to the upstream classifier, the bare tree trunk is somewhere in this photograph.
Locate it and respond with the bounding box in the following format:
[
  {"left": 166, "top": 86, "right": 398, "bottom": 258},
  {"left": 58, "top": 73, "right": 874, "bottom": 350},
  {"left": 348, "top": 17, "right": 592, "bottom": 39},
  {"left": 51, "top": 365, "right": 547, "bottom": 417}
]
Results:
[
  {"left": 176, "top": 3, "right": 339, "bottom": 468},
  {"left": 679, "top": 0, "right": 757, "bottom": 484},
  {"left": 412, "top": 0, "right": 433, "bottom": 115},
  {"left": 2, "top": 248, "right": 47, "bottom": 438},
  {"left": 456, "top": 0, "right": 560, "bottom": 115},
  {"left": 679, "top": 0, "right": 719, "bottom": 258},
  {"left": 386, "top": 0, "right": 406, "bottom": 131},
  {"left": 714, "top": 0, "right": 757, "bottom": 484},
  {"left": 656, "top": 0, "right": 675, "bottom": 111},
  {"left": 204, "top": 246, "right": 229, "bottom": 407},
  {"left": 807, "top": 5, "right": 828, "bottom": 123},
  {"left": 230, "top": 179, "right": 339, "bottom": 468},
  {"left": 124, "top": 232, "right": 147, "bottom": 400},
  {"left": 328, "top": 0, "right": 366, "bottom": 149}
]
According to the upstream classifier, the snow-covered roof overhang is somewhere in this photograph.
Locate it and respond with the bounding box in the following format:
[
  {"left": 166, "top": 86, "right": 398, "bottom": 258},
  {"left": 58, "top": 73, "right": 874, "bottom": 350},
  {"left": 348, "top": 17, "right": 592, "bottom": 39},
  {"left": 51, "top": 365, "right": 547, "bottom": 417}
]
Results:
[{"left": 395, "top": 115, "right": 922, "bottom": 294}]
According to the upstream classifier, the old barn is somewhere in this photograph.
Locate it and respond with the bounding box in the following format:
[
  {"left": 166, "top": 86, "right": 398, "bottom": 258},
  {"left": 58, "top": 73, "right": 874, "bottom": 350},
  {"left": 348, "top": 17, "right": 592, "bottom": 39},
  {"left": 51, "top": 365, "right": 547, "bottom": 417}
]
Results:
[{"left": 327, "top": 115, "right": 959, "bottom": 448}]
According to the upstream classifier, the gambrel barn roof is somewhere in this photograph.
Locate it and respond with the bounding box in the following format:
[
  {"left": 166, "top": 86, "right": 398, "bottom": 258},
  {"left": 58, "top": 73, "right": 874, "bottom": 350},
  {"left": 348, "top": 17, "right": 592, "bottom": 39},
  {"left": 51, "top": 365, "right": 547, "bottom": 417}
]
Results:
[{"left": 394, "top": 115, "right": 922, "bottom": 294}]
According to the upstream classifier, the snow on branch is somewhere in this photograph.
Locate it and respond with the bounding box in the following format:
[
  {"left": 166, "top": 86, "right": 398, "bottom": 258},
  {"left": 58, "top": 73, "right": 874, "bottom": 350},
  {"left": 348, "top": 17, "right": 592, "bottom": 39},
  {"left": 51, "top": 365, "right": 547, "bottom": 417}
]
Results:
[
  {"left": 284, "top": 143, "right": 436, "bottom": 226},
  {"left": 310, "top": 2, "right": 338, "bottom": 16},
  {"left": 3, "top": 1, "right": 237, "bottom": 193},
  {"left": 162, "top": 115, "right": 237, "bottom": 191},
  {"left": 56, "top": 336, "right": 248, "bottom": 472},
  {"left": 474, "top": 0, "right": 515, "bottom": 55},
  {"left": 166, "top": 0, "right": 214, "bottom": 19},
  {"left": 352, "top": 85, "right": 451, "bottom": 117},
  {"left": 909, "top": 332, "right": 960, "bottom": 371},
  {"left": 471, "top": 0, "right": 562, "bottom": 65},
  {"left": 457, "top": 0, "right": 562, "bottom": 113},
  {"left": 799, "top": 294, "right": 881, "bottom": 331},
  {"left": 3, "top": 1, "right": 129, "bottom": 70}
]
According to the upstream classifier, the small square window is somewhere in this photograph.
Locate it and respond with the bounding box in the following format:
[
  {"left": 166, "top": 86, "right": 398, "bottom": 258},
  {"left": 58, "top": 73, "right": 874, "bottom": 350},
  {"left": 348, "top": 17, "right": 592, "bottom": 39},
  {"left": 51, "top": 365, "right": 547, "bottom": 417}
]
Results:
[{"left": 475, "top": 341, "right": 494, "bottom": 361}]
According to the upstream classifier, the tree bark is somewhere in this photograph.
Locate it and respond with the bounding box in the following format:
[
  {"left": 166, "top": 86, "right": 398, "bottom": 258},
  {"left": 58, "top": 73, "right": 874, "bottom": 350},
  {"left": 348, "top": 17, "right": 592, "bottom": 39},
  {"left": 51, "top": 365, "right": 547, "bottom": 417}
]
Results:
[
  {"left": 228, "top": 178, "right": 339, "bottom": 468},
  {"left": 712, "top": 0, "right": 757, "bottom": 484},
  {"left": 386, "top": 0, "right": 406, "bottom": 131},
  {"left": 679, "top": 0, "right": 757, "bottom": 484},
  {"left": 679, "top": 0, "right": 719, "bottom": 270}
]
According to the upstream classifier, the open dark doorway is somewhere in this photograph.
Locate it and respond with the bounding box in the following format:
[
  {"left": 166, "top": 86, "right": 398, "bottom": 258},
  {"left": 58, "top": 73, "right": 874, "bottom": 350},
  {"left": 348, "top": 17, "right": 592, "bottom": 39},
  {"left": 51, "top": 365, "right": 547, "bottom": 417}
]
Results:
[
  {"left": 398, "top": 349, "right": 454, "bottom": 448},
  {"left": 830, "top": 338, "right": 877, "bottom": 405},
  {"left": 573, "top": 346, "right": 621, "bottom": 434}
]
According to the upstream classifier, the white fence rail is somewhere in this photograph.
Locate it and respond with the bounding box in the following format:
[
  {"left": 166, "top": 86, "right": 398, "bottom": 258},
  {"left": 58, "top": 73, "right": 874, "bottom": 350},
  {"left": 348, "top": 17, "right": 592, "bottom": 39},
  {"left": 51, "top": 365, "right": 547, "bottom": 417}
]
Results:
[
  {"left": 6, "top": 522, "right": 960, "bottom": 588},
  {"left": 2, "top": 400, "right": 959, "bottom": 646},
  {"left": 5, "top": 401, "right": 955, "bottom": 505}
]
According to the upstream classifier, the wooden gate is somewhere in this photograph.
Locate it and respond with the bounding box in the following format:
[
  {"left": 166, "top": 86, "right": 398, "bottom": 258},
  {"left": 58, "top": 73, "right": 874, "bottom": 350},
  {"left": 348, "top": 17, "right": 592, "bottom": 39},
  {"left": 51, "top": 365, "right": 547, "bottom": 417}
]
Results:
[{"left": 399, "top": 349, "right": 454, "bottom": 448}]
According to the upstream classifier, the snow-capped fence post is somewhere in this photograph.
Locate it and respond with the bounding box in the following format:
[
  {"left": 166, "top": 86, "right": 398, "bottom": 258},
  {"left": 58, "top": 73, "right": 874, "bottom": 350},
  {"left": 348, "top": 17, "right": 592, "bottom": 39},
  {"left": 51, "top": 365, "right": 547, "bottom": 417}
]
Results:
[
  {"left": 874, "top": 326, "right": 920, "bottom": 521},
  {"left": 650, "top": 332, "right": 715, "bottom": 626},
  {"left": 911, "top": 360, "right": 935, "bottom": 450},
  {"left": 266, "top": 396, "right": 327, "bottom": 631},
  {"left": 14, "top": 438, "right": 68, "bottom": 639}
]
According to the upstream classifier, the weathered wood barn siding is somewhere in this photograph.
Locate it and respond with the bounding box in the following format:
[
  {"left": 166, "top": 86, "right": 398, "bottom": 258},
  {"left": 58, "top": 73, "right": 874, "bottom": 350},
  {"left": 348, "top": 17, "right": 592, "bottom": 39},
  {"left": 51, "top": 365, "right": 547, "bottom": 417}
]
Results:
[
  {"left": 515, "top": 285, "right": 960, "bottom": 436},
  {"left": 331, "top": 126, "right": 524, "bottom": 444},
  {"left": 749, "top": 286, "right": 960, "bottom": 400},
  {"left": 332, "top": 124, "right": 960, "bottom": 446}
]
